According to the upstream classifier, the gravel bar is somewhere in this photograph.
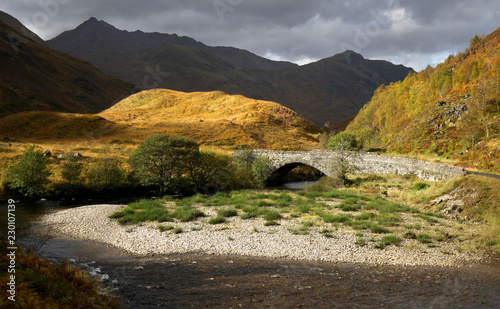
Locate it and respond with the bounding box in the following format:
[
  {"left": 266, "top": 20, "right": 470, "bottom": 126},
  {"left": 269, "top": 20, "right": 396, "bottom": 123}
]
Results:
[{"left": 40, "top": 204, "right": 486, "bottom": 267}]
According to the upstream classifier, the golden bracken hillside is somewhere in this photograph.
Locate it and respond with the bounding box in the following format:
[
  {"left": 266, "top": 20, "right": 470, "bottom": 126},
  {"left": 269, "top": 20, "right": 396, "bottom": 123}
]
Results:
[{"left": 0, "top": 89, "right": 320, "bottom": 150}]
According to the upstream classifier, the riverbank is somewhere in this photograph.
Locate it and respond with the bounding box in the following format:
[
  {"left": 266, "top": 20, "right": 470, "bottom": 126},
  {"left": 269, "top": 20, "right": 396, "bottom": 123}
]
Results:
[{"left": 40, "top": 204, "right": 489, "bottom": 268}]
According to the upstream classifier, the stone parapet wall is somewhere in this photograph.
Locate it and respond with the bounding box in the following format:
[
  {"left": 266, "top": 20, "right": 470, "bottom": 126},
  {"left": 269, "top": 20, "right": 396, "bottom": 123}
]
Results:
[
  {"left": 349, "top": 152, "right": 466, "bottom": 181},
  {"left": 241, "top": 150, "right": 466, "bottom": 181}
]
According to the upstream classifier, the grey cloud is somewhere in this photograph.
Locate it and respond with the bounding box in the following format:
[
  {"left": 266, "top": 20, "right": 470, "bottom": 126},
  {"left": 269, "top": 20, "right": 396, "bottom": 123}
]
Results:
[{"left": 1, "top": 0, "right": 499, "bottom": 71}]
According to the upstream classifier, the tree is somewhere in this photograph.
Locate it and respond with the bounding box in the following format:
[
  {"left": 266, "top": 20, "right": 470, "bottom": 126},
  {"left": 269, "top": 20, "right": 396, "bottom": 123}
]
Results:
[
  {"left": 61, "top": 154, "right": 83, "bottom": 186},
  {"left": 327, "top": 132, "right": 358, "bottom": 151},
  {"left": 185, "top": 151, "right": 233, "bottom": 193},
  {"left": 228, "top": 151, "right": 259, "bottom": 189},
  {"left": 327, "top": 132, "right": 360, "bottom": 185},
  {"left": 85, "top": 157, "right": 126, "bottom": 192},
  {"left": 230, "top": 151, "right": 274, "bottom": 188},
  {"left": 5, "top": 145, "right": 51, "bottom": 197},
  {"left": 251, "top": 157, "right": 274, "bottom": 188},
  {"left": 129, "top": 134, "right": 199, "bottom": 194}
]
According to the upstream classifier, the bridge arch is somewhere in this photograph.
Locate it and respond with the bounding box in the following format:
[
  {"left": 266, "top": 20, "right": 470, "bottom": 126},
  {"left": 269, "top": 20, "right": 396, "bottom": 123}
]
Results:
[{"left": 266, "top": 162, "right": 326, "bottom": 186}]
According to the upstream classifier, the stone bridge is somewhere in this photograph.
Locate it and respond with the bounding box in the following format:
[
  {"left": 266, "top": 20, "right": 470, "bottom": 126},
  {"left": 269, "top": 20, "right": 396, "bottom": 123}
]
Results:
[{"left": 239, "top": 150, "right": 466, "bottom": 183}]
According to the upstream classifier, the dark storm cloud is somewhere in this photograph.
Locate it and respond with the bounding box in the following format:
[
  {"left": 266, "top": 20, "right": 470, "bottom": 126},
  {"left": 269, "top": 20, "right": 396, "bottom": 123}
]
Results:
[{"left": 1, "top": 0, "right": 499, "bottom": 70}]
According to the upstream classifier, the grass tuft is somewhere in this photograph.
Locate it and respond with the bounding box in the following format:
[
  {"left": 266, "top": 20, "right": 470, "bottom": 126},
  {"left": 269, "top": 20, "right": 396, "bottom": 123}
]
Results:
[
  {"left": 209, "top": 216, "right": 226, "bottom": 224},
  {"left": 374, "top": 235, "right": 400, "bottom": 249}
]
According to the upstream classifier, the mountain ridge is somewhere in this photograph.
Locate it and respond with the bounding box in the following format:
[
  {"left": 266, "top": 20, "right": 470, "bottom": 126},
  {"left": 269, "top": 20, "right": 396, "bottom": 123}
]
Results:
[
  {"left": 49, "top": 17, "right": 298, "bottom": 71},
  {"left": 47, "top": 18, "right": 413, "bottom": 126}
]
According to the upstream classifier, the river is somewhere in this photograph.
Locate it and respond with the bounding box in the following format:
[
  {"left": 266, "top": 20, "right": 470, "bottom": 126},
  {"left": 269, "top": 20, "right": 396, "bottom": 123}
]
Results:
[{"left": 7, "top": 198, "right": 500, "bottom": 308}]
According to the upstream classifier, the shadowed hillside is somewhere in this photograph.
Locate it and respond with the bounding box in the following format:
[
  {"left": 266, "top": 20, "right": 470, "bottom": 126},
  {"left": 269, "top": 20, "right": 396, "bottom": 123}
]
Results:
[{"left": 0, "top": 12, "right": 135, "bottom": 118}]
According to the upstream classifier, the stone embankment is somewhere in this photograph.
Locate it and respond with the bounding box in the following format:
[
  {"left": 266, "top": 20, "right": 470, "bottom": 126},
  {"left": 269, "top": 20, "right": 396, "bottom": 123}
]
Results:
[{"left": 40, "top": 204, "right": 484, "bottom": 267}]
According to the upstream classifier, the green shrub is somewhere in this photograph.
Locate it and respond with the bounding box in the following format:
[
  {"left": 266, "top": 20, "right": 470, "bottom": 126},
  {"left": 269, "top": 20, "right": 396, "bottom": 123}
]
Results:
[
  {"left": 344, "top": 220, "right": 372, "bottom": 230},
  {"left": 485, "top": 240, "right": 499, "bottom": 247},
  {"left": 241, "top": 212, "right": 257, "bottom": 220},
  {"left": 341, "top": 205, "right": 362, "bottom": 211},
  {"left": 376, "top": 213, "right": 400, "bottom": 227},
  {"left": 251, "top": 157, "right": 274, "bottom": 187},
  {"left": 404, "top": 231, "right": 417, "bottom": 239},
  {"left": 418, "top": 214, "right": 439, "bottom": 225},
  {"left": 258, "top": 200, "right": 275, "bottom": 207},
  {"left": 303, "top": 221, "right": 314, "bottom": 228},
  {"left": 327, "top": 132, "right": 359, "bottom": 151},
  {"left": 61, "top": 154, "right": 83, "bottom": 186},
  {"left": 355, "top": 212, "right": 377, "bottom": 221},
  {"left": 290, "top": 226, "right": 309, "bottom": 235}
]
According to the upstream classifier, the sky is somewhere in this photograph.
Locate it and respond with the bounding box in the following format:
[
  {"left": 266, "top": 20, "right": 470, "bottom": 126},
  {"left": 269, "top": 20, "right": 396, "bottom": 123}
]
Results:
[{"left": 1, "top": 0, "right": 499, "bottom": 71}]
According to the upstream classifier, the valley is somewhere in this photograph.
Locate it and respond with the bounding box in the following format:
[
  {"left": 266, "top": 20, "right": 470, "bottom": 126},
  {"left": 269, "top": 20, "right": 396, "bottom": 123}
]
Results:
[{"left": 0, "top": 8, "right": 499, "bottom": 309}]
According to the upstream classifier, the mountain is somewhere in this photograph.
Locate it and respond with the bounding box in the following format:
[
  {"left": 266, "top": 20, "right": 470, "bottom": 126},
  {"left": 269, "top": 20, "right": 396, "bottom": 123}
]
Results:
[
  {"left": 47, "top": 18, "right": 413, "bottom": 126},
  {"left": 346, "top": 27, "right": 500, "bottom": 172},
  {"left": 0, "top": 89, "right": 321, "bottom": 150},
  {"left": 48, "top": 17, "right": 297, "bottom": 71},
  {"left": 260, "top": 51, "right": 413, "bottom": 127},
  {"left": 0, "top": 12, "right": 135, "bottom": 118}
]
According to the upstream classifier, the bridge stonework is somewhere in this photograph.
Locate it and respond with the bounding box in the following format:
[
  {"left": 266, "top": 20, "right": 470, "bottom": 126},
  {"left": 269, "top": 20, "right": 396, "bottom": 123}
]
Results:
[{"left": 243, "top": 150, "right": 466, "bottom": 181}]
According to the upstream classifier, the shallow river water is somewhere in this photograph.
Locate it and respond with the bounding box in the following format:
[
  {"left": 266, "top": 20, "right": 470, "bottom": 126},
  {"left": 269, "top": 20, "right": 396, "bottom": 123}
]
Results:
[{"left": 9, "top": 199, "right": 500, "bottom": 308}]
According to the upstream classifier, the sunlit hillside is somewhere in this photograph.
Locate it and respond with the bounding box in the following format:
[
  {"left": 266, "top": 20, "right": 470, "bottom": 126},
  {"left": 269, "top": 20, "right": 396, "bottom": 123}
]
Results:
[
  {"left": 0, "top": 89, "right": 320, "bottom": 152},
  {"left": 346, "top": 27, "right": 500, "bottom": 172},
  {"left": 101, "top": 89, "right": 320, "bottom": 149}
]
